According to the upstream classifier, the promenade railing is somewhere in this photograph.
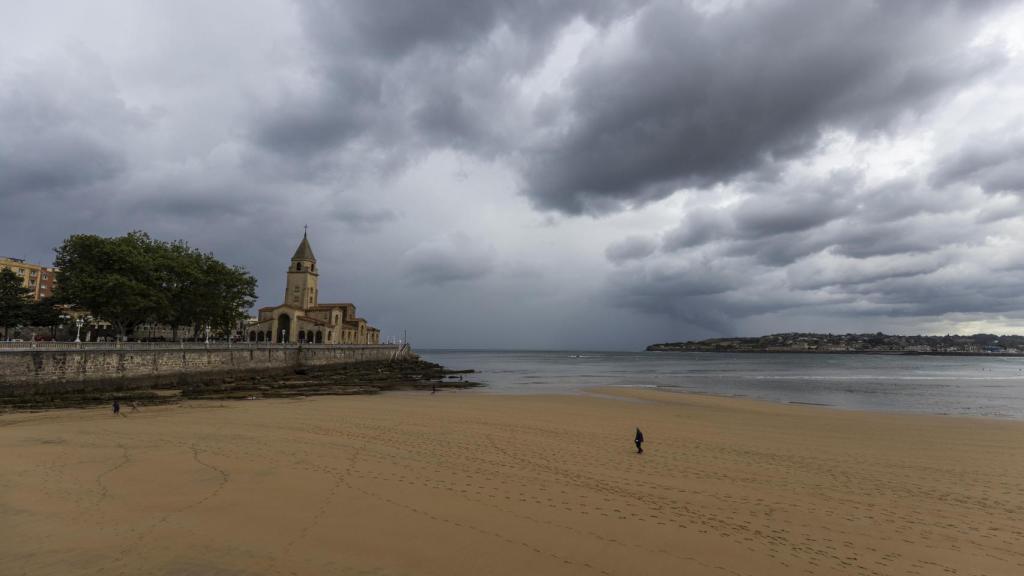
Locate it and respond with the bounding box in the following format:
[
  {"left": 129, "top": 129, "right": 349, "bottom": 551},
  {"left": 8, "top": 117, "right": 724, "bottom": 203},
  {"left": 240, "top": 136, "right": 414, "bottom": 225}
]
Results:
[{"left": 0, "top": 341, "right": 402, "bottom": 352}]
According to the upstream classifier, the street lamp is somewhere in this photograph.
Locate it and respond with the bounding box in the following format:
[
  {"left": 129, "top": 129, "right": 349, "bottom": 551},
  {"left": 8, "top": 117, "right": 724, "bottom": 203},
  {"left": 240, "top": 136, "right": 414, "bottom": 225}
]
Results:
[
  {"left": 280, "top": 329, "right": 286, "bottom": 345},
  {"left": 204, "top": 323, "right": 211, "bottom": 344},
  {"left": 70, "top": 315, "right": 93, "bottom": 343}
]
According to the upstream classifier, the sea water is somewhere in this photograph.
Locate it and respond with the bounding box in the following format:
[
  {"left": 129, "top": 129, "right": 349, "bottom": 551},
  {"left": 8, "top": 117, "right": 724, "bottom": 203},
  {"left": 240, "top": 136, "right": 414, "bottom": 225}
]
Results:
[{"left": 417, "top": 349, "right": 1024, "bottom": 419}]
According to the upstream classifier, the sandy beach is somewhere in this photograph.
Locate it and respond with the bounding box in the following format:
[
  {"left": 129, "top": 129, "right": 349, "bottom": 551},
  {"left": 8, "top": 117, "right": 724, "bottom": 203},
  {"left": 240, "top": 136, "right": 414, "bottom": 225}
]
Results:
[{"left": 3, "top": 388, "right": 1024, "bottom": 576}]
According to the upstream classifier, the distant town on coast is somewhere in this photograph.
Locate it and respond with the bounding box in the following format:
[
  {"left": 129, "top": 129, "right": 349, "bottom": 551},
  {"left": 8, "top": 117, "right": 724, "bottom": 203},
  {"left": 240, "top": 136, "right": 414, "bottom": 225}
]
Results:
[{"left": 647, "top": 333, "right": 1024, "bottom": 355}]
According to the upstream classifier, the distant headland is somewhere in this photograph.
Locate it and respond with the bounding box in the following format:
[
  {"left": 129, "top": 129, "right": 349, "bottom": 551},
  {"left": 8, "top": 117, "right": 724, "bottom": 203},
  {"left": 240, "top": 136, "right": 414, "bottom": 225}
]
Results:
[{"left": 647, "top": 332, "right": 1024, "bottom": 355}]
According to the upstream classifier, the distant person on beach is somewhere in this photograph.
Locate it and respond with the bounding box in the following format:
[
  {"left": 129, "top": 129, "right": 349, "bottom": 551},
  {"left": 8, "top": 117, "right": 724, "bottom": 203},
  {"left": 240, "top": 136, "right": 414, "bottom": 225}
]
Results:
[
  {"left": 113, "top": 400, "right": 120, "bottom": 416},
  {"left": 432, "top": 383, "right": 436, "bottom": 394},
  {"left": 130, "top": 400, "right": 140, "bottom": 412},
  {"left": 634, "top": 428, "right": 644, "bottom": 454}
]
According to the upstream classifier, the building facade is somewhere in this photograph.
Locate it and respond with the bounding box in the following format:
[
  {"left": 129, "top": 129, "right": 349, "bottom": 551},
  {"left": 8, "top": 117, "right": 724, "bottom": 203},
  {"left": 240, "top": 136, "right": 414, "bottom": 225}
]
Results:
[
  {"left": 248, "top": 232, "right": 381, "bottom": 345},
  {"left": 0, "top": 257, "right": 58, "bottom": 301}
]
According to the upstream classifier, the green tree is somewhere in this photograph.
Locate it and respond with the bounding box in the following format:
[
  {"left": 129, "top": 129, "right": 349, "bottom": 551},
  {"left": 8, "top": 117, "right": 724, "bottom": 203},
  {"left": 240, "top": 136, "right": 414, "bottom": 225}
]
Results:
[
  {"left": 53, "top": 232, "right": 257, "bottom": 341},
  {"left": 152, "top": 240, "right": 204, "bottom": 340},
  {"left": 195, "top": 255, "right": 257, "bottom": 338},
  {"left": 26, "top": 298, "right": 65, "bottom": 339},
  {"left": 53, "top": 232, "right": 168, "bottom": 340},
  {"left": 0, "top": 268, "right": 32, "bottom": 339}
]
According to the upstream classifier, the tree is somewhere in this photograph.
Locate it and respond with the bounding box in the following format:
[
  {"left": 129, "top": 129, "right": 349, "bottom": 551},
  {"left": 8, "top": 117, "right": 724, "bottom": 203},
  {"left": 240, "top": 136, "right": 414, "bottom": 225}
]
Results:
[
  {"left": 0, "top": 268, "right": 32, "bottom": 339},
  {"left": 54, "top": 232, "right": 169, "bottom": 340},
  {"left": 26, "top": 298, "right": 65, "bottom": 339},
  {"left": 195, "top": 256, "right": 257, "bottom": 338},
  {"left": 53, "top": 232, "right": 257, "bottom": 341}
]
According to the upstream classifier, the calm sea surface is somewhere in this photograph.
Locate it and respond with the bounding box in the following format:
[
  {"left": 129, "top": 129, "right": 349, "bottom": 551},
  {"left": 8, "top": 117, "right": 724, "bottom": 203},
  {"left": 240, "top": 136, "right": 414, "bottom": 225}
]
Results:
[{"left": 417, "top": 349, "right": 1024, "bottom": 419}]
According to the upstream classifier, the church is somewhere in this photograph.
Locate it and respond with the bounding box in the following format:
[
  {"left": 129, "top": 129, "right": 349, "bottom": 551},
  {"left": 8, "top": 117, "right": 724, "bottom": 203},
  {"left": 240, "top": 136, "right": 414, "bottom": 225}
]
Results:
[{"left": 248, "top": 231, "right": 381, "bottom": 345}]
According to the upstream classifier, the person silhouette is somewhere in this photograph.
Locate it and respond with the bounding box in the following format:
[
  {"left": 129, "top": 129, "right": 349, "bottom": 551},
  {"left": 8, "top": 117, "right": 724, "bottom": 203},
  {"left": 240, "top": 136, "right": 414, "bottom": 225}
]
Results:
[
  {"left": 113, "top": 400, "right": 121, "bottom": 416},
  {"left": 634, "top": 427, "right": 644, "bottom": 454}
]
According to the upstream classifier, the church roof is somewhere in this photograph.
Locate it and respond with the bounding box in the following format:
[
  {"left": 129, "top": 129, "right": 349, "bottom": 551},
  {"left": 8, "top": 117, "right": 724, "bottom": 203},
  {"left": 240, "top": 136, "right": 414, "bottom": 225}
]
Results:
[
  {"left": 312, "top": 302, "right": 354, "bottom": 309},
  {"left": 291, "top": 231, "right": 316, "bottom": 262}
]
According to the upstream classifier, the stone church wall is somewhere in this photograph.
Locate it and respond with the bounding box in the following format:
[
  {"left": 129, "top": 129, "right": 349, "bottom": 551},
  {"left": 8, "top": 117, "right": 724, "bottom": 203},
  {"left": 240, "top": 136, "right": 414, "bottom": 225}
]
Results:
[{"left": 0, "top": 345, "right": 411, "bottom": 391}]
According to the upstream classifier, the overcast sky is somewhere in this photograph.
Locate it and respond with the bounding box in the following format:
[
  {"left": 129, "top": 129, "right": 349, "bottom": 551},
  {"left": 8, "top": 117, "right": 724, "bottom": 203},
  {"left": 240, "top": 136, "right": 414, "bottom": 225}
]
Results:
[{"left": 2, "top": 0, "right": 1024, "bottom": 349}]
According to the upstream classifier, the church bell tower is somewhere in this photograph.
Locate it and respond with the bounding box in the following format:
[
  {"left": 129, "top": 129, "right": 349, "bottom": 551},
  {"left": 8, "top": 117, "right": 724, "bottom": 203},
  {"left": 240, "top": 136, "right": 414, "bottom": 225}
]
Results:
[{"left": 286, "top": 229, "right": 319, "bottom": 309}]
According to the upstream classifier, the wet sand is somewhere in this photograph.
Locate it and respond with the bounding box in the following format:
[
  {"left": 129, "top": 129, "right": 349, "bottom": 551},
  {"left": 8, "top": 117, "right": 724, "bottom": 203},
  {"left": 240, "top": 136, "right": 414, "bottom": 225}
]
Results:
[{"left": 3, "top": 388, "right": 1024, "bottom": 575}]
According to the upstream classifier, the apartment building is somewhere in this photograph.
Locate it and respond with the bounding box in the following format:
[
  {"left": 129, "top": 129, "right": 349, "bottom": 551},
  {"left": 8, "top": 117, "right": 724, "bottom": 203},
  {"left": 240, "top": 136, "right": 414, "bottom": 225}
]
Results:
[{"left": 0, "top": 257, "right": 58, "bottom": 301}]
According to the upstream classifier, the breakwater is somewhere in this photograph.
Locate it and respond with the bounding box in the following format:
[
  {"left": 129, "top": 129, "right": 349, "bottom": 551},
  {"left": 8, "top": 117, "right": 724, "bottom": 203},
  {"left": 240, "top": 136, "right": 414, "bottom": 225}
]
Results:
[{"left": 0, "top": 343, "right": 413, "bottom": 391}]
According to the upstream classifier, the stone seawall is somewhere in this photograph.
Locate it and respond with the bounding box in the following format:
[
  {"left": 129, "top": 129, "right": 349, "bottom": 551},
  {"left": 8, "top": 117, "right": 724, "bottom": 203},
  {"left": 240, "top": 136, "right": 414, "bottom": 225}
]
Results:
[{"left": 0, "top": 345, "right": 412, "bottom": 391}]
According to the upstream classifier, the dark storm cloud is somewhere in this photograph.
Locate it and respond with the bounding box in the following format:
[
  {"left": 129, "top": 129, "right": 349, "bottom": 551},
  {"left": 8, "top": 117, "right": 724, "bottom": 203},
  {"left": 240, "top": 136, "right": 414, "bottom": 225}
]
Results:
[
  {"left": 525, "top": 0, "right": 1007, "bottom": 213},
  {"left": 607, "top": 154, "right": 1024, "bottom": 332},
  {"left": 0, "top": 57, "right": 138, "bottom": 197},
  {"left": 605, "top": 236, "right": 656, "bottom": 264},
  {"left": 252, "top": 0, "right": 1009, "bottom": 215},
  {"left": 401, "top": 232, "right": 495, "bottom": 285},
  {"left": 662, "top": 207, "right": 732, "bottom": 251},
  {"left": 605, "top": 262, "right": 743, "bottom": 333},
  {"left": 659, "top": 170, "right": 987, "bottom": 267},
  {"left": 252, "top": 0, "right": 635, "bottom": 164},
  {"left": 663, "top": 172, "right": 857, "bottom": 259}
]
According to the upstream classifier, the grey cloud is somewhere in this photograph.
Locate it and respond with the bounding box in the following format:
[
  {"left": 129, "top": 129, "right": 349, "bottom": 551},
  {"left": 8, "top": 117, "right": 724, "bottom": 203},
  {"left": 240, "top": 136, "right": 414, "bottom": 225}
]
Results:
[
  {"left": 661, "top": 170, "right": 986, "bottom": 266},
  {"left": 0, "top": 55, "right": 140, "bottom": 197},
  {"left": 252, "top": 0, "right": 636, "bottom": 165},
  {"left": 662, "top": 207, "right": 732, "bottom": 251},
  {"left": 931, "top": 131, "right": 1024, "bottom": 194},
  {"left": 401, "top": 232, "right": 495, "bottom": 285},
  {"left": 604, "top": 259, "right": 843, "bottom": 333},
  {"left": 605, "top": 266, "right": 738, "bottom": 333},
  {"left": 300, "top": 0, "right": 628, "bottom": 62},
  {"left": 332, "top": 205, "right": 398, "bottom": 232},
  {"left": 785, "top": 253, "right": 948, "bottom": 291},
  {"left": 733, "top": 191, "right": 850, "bottom": 239},
  {"left": 525, "top": 0, "right": 1007, "bottom": 213},
  {"left": 605, "top": 236, "right": 656, "bottom": 264},
  {"left": 663, "top": 172, "right": 857, "bottom": 258}
]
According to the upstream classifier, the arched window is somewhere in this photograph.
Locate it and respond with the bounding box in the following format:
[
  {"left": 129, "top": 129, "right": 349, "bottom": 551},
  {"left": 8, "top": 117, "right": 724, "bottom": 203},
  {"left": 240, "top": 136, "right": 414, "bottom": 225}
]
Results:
[
  {"left": 315, "top": 331, "right": 323, "bottom": 343},
  {"left": 327, "top": 331, "right": 332, "bottom": 342},
  {"left": 296, "top": 262, "right": 301, "bottom": 271},
  {"left": 298, "top": 330, "right": 306, "bottom": 342},
  {"left": 257, "top": 331, "right": 264, "bottom": 342},
  {"left": 248, "top": 331, "right": 256, "bottom": 341}
]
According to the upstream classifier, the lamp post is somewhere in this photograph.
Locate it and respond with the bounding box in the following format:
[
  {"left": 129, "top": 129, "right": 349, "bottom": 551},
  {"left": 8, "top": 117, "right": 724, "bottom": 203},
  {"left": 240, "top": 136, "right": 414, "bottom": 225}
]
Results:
[
  {"left": 72, "top": 316, "right": 92, "bottom": 343},
  {"left": 280, "top": 329, "right": 286, "bottom": 345},
  {"left": 204, "top": 323, "right": 211, "bottom": 344}
]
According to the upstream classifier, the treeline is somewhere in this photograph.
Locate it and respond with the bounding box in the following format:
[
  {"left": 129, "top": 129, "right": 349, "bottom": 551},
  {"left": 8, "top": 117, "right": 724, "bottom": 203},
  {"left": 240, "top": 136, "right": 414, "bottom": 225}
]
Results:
[{"left": 53, "top": 232, "right": 257, "bottom": 340}]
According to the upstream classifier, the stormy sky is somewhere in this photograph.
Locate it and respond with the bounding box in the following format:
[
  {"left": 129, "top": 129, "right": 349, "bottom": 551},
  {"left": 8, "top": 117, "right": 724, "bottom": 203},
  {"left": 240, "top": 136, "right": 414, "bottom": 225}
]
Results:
[{"left": 2, "top": 0, "right": 1024, "bottom": 349}]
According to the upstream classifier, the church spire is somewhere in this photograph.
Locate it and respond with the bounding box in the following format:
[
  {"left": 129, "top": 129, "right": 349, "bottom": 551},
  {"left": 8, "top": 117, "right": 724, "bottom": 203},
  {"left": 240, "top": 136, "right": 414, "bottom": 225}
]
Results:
[{"left": 291, "top": 227, "right": 316, "bottom": 262}]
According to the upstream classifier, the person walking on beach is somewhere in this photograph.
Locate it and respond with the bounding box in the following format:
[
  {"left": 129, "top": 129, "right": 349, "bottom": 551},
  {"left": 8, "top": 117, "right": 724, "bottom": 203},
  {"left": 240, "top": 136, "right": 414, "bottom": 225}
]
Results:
[
  {"left": 112, "top": 400, "right": 121, "bottom": 416},
  {"left": 634, "top": 427, "right": 644, "bottom": 454}
]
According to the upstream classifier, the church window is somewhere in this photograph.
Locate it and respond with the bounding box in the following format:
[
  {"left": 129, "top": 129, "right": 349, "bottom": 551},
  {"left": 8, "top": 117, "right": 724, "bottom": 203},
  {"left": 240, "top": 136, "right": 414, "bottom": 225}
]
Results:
[
  {"left": 316, "top": 331, "right": 323, "bottom": 343},
  {"left": 296, "top": 262, "right": 302, "bottom": 271},
  {"left": 327, "top": 331, "right": 332, "bottom": 341},
  {"left": 249, "top": 331, "right": 256, "bottom": 341},
  {"left": 298, "top": 330, "right": 306, "bottom": 342}
]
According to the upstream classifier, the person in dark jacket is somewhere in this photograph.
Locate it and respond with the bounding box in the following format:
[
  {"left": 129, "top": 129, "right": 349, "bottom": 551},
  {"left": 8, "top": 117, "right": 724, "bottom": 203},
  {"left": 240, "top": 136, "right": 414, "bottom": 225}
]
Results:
[
  {"left": 634, "top": 427, "right": 644, "bottom": 454},
  {"left": 113, "top": 400, "right": 121, "bottom": 416}
]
